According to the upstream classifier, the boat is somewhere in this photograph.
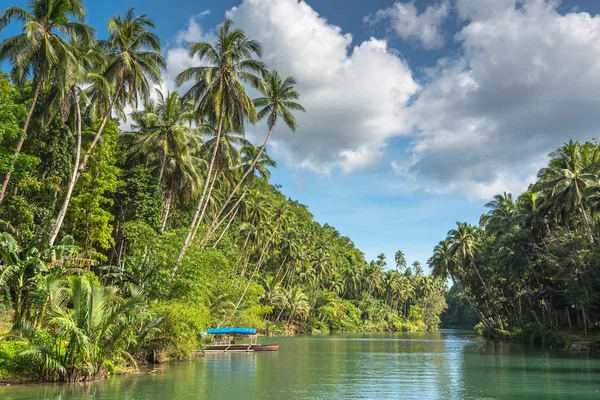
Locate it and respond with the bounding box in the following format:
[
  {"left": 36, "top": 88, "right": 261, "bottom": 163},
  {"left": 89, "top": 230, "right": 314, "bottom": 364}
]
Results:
[{"left": 204, "top": 327, "right": 279, "bottom": 352}]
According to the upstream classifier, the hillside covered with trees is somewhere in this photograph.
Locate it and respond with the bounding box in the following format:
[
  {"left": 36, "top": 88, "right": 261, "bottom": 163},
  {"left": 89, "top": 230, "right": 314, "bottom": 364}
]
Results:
[
  {"left": 429, "top": 140, "right": 600, "bottom": 347},
  {"left": 0, "top": 1, "right": 447, "bottom": 382}
]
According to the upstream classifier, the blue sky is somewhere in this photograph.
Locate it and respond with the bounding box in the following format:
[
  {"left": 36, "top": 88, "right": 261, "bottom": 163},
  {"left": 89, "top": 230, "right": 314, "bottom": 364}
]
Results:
[{"left": 3, "top": 0, "right": 600, "bottom": 267}]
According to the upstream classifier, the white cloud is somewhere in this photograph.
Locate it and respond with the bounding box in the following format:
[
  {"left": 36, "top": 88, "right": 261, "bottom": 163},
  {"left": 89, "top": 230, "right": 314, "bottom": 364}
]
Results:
[
  {"left": 365, "top": 1, "right": 450, "bottom": 50},
  {"left": 226, "top": 0, "right": 420, "bottom": 174},
  {"left": 404, "top": 0, "right": 600, "bottom": 200}
]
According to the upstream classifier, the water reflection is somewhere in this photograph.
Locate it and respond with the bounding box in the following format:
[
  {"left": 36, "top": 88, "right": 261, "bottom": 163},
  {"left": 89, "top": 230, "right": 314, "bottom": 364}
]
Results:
[{"left": 2, "top": 331, "right": 600, "bottom": 399}]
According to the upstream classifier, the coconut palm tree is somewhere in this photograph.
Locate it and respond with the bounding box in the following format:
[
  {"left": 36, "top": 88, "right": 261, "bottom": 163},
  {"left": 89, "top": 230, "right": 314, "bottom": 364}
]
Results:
[
  {"left": 47, "top": 39, "right": 103, "bottom": 246},
  {"left": 537, "top": 140, "right": 598, "bottom": 240},
  {"left": 482, "top": 192, "right": 516, "bottom": 235},
  {"left": 127, "top": 91, "right": 203, "bottom": 229},
  {"left": 174, "top": 19, "right": 266, "bottom": 272},
  {"left": 80, "top": 8, "right": 165, "bottom": 182},
  {"left": 49, "top": 9, "right": 164, "bottom": 241},
  {"left": 394, "top": 250, "right": 407, "bottom": 273},
  {"left": 0, "top": 0, "right": 93, "bottom": 203},
  {"left": 240, "top": 144, "right": 277, "bottom": 181},
  {"left": 209, "top": 71, "right": 305, "bottom": 231},
  {"left": 284, "top": 286, "right": 310, "bottom": 326}
]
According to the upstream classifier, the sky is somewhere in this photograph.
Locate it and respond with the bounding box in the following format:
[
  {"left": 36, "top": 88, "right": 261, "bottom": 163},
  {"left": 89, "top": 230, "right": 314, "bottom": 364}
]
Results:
[{"left": 3, "top": 0, "right": 600, "bottom": 267}]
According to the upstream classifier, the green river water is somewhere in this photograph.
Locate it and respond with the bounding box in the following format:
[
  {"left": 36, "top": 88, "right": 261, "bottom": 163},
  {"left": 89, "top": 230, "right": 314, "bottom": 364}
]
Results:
[{"left": 1, "top": 330, "right": 600, "bottom": 399}]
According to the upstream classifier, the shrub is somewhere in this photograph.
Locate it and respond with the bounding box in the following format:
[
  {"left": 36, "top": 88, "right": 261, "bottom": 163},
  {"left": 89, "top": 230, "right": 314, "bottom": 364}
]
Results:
[
  {"left": 0, "top": 340, "right": 31, "bottom": 380},
  {"left": 148, "top": 301, "right": 210, "bottom": 361}
]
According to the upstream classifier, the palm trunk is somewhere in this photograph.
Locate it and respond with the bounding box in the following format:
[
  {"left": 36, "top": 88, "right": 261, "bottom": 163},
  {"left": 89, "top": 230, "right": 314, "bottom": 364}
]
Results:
[
  {"left": 51, "top": 89, "right": 119, "bottom": 240},
  {"left": 191, "top": 166, "right": 219, "bottom": 243},
  {"left": 49, "top": 90, "right": 82, "bottom": 246},
  {"left": 207, "top": 124, "right": 276, "bottom": 233},
  {"left": 579, "top": 204, "right": 594, "bottom": 241},
  {"left": 173, "top": 114, "right": 224, "bottom": 278},
  {"left": 161, "top": 179, "right": 175, "bottom": 232},
  {"left": 0, "top": 84, "right": 41, "bottom": 204},
  {"left": 212, "top": 205, "right": 239, "bottom": 248},
  {"left": 206, "top": 189, "right": 248, "bottom": 242},
  {"left": 227, "top": 240, "right": 272, "bottom": 323},
  {"left": 452, "top": 273, "right": 497, "bottom": 337}
]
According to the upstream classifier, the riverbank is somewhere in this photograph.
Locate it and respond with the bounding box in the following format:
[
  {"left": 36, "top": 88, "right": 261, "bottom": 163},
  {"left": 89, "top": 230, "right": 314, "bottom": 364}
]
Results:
[
  {"left": 477, "top": 323, "right": 600, "bottom": 351},
  {"left": 3, "top": 332, "right": 600, "bottom": 399}
]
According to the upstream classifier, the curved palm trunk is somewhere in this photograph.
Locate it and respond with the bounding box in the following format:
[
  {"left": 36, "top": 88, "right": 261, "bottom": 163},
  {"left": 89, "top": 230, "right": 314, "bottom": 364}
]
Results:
[
  {"left": 207, "top": 124, "right": 276, "bottom": 234},
  {"left": 0, "top": 84, "right": 41, "bottom": 204},
  {"left": 49, "top": 90, "right": 82, "bottom": 246},
  {"left": 173, "top": 114, "right": 224, "bottom": 278},
  {"left": 206, "top": 189, "right": 248, "bottom": 242},
  {"left": 212, "top": 203, "right": 239, "bottom": 248},
  {"left": 451, "top": 272, "right": 497, "bottom": 337},
  {"left": 579, "top": 204, "right": 594, "bottom": 241},
  {"left": 225, "top": 240, "right": 272, "bottom": 325}
]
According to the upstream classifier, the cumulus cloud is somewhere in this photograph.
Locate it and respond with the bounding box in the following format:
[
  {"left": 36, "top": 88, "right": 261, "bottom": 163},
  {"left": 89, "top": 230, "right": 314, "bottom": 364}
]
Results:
[
  {"left": 365, "top": 1, "right": 451, "bottom": 50},
  {"left": 226, "top": 0, "right": 420, "bottom": 174},
  {"left": 402, "top": 0, "right": 600, "bottom": 199}
]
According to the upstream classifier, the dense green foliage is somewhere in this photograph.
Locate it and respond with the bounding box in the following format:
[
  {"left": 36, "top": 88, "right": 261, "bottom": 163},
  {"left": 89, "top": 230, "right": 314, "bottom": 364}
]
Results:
[
  {"left": 0, "top": 2, "right": 446, "bottom": 381},
  {"left": 430, "top": 140, "right": 600, "bottom": 344}
]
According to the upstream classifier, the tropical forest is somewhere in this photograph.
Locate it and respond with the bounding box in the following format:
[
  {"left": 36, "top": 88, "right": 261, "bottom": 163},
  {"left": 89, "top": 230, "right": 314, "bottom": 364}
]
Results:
[
  {"left": 1, "top": 0, "right": 600, "bottom": 398},
  {"left": 0, "top": 1, "right": 447, "bottom": 383}
]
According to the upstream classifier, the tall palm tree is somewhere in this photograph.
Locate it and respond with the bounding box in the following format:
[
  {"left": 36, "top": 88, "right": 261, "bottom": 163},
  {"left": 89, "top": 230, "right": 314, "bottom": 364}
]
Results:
[
  {"left": 80, "top": 8, "right": 165, "bottom": 180},
  {"left": 48, "top": 38, "right": 102, "bottom": 246},
  {"left": 0, "top": 0, "right": 93, "bottom": 203},
  {"left": 429, "top": 238, "right": 493, "bottom": 333},
  {"left": 174, "top": 18, "right": 266, "bottom": 273},
  {"left": 394, "top": 250, "right": 407, "bottom": 273},
  {"left": 240, "top": 144, "right": 277, "bottom": 181},
  {"left": 129, "top": 90, "right": 200, "bottom": 185},
  {"left": 127, "top": 91, "right": 202, "bottom": 229},
  {"left": 208, "top": 71, "right": 305, "bottom": 231},
  {"left": 537, "top": 140, "right": 598, "bottom": 240},
  {"left": 482, "top": 192, "right": 516, "bottom": 235}
]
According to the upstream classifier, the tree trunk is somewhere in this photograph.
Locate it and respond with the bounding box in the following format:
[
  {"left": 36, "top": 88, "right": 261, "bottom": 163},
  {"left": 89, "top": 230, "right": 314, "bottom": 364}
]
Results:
[
  {"left": 49, "top": 90, "right": 82, "bottom": 246},
  {"left": 207, "top": 124, "right": 276, "bottom": 234},
  {"left": 579, "top": 204, "right": 594, "bottom": 242},
  {"left": 173, "top": 114, "right": 224, "bottom": 278},
  {"left": 0, "top": 84, "right": 41, "bottom": 204},
  {"left": 206, "top": 189, "right": 248, "bottom": 242},
  {"left": 212, "top": 205, "right": 238, "bottom": 248}
]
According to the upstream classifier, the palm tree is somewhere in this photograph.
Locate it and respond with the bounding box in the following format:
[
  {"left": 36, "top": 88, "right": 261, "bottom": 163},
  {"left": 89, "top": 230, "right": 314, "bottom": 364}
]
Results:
[
  {"left": 48, "top": 39, "right": 102, "bottom": 246},
  {"left": 240, "top": 144, "right": 277, "bottom": 181},
  {"left": 80, "top": 8, "right": 164, "bottom": 183},
  {"left": 429, "top": 238, "right": 493, "bottom": 332},
  {"left": 412, "top": 261, "right": 423, "bottom": 276},
  {"left": 49, "top": 9, "right": 163, "bottom": 242},
  {"left": 174, "top": 18, "right": 266, "bottom": 273},
  {"left": 0, "top": 0, "right": 93, "bottom": 203},
  {"left": 127, "top": 91, "right": 202, "bottom": 229},
  {"left": 394, "top": 250, "right": 407, "bottom": 273},
  {"left": 209, "top": 71, "right": 305, "bottom": 231},
  {"left": 0, "top": 232, "right": 77, "bottom": 323},
  {"left": 482, "top": 192, "right": 516, "bottom": 235},
  {"left": 537, "top": 140, "right": 598, "bottom": 240},
  {"left": 284, "top": 286, "right": 310, "bottom": 326},
  {"left": 18, "top": 275, "right": 147, "bottom": 381}
]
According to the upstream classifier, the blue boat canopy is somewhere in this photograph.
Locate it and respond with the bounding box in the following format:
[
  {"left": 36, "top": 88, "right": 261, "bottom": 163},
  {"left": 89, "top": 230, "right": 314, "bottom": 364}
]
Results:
[{"left": 206, "top": 327, "right": 256, "bottom": 335}]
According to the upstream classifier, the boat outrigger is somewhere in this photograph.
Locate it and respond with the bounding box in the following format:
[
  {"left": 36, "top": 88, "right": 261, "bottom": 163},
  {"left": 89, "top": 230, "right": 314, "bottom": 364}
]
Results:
[{"left": 204, "top": 328, "right": 279, "bottom": 352}]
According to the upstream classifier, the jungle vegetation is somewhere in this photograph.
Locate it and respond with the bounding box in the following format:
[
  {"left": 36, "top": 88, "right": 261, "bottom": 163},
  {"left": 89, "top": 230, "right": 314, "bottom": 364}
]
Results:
[
  {"left": 0, "top": 1, "right": 447, "bottom": 381},
  {"left": 429, "top": 140, "right": 600, "bottom": 347}
]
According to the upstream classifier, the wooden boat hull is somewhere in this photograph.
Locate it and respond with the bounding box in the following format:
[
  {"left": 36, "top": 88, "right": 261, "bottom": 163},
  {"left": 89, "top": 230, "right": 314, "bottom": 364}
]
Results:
[{"left": 205, "top": 343, "right": 279, "bottom": 352}]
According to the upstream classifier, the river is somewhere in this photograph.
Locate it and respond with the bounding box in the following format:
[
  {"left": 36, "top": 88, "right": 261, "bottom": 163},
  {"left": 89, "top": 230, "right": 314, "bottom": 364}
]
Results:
[{"left": 2, "top": 330, "right": 600, "bottom": 399}]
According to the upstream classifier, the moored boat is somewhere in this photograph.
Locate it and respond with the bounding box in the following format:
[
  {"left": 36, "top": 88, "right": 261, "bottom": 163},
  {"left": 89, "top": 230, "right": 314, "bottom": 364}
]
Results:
[{"left": 204, "top": 327, "right": 279, "bottom": 352}]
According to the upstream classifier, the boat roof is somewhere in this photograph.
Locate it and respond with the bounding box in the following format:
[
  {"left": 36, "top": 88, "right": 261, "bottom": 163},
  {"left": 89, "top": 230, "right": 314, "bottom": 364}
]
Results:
[{"left": 206, "top": 327, "right": 257, "bottom": 335}]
